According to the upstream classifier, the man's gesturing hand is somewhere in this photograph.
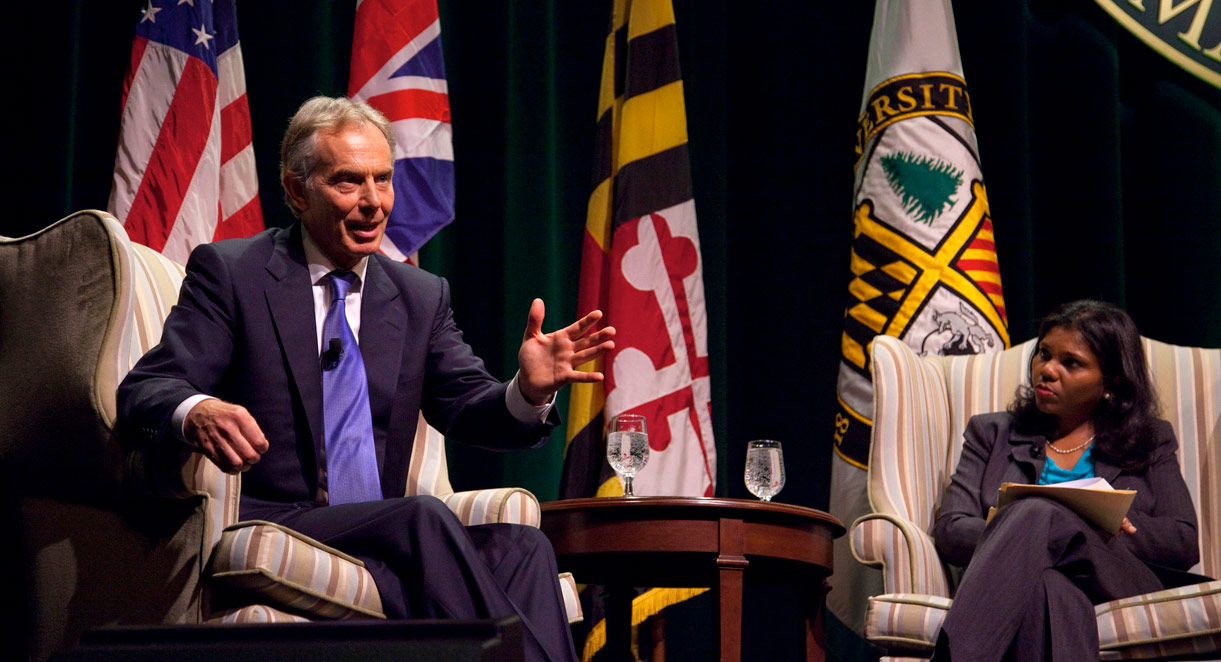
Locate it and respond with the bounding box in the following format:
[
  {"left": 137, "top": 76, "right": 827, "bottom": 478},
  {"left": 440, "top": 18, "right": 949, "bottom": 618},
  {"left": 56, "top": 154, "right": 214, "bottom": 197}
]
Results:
[
  {"left": 184, "top": 399, "right": 269, "bottom": 473},
  {"left": 517, "top": 298, "right": 616, "bottom": 406}
]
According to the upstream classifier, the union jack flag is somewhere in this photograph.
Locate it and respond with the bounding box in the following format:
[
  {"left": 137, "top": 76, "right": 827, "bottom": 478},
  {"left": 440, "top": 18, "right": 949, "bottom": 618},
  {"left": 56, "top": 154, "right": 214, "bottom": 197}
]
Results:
[
  {"left": 109, "top": 0, "right": 263, "bottom": 264},
  {"left": 348, "top": 0, "right": 454, "bottom": 262}
]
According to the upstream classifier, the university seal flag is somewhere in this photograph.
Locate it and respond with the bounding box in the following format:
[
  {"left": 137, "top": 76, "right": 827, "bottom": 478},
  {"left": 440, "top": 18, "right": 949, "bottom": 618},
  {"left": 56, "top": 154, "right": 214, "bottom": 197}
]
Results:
[
  {"left": 826, "top": 0, "right": 1009, "bottom": 639},
  {"left": 109, "top": 0, "right": 263, "bottom": 263},
  {"left": 348, "top": 0, "right": 454, "bottom": 261},
  {"left": 562, "top": 0, "right": 716, "bottom": 655}
]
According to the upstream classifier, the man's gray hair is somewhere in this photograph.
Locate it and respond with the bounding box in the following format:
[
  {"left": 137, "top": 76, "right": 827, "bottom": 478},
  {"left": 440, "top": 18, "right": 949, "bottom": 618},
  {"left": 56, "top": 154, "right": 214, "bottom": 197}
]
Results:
[{"left": 279, "top": 96, "right": 396, "bottom": 217}]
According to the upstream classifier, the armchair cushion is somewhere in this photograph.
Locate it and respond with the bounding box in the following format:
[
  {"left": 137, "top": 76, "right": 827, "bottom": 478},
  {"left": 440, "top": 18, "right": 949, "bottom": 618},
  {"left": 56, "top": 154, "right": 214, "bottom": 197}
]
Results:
[
  {"left": 208, "top": 604, "right": 312, "bottom": 624},
  {"left": 863, "top": 592, "right": 951, "bottom": 654},
  {"left": 1096, "top": 580, "right": 1221, "bottom": 660},
  {"left": 211, "top": 520, "right": 384, "bottom": 620}
]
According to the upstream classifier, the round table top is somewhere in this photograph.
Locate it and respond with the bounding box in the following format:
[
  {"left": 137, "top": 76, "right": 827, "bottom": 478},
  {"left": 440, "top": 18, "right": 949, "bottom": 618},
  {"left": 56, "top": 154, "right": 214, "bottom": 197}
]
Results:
[
  {"left": 540, "top": 496, "right": 844, "bottom": 587},
  {"left": 541, "top": 496, "right": 846, "bottom": 537}
]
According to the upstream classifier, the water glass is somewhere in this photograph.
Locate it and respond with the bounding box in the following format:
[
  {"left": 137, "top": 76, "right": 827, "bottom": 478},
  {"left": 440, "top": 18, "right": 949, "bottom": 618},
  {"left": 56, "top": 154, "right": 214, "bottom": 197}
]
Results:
[
  {"left": 744, "top": 440, "right": 785, "bottom": 501},
  {"left": 606, "top": 414, "right": 648, "bottom": 496}
]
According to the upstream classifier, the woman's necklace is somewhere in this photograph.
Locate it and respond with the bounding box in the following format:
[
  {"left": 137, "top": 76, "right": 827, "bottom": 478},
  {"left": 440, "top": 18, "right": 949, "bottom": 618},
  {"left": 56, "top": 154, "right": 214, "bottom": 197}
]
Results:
[{"left": 1047, "top": 435, "right": 1095, "bottom": 454}]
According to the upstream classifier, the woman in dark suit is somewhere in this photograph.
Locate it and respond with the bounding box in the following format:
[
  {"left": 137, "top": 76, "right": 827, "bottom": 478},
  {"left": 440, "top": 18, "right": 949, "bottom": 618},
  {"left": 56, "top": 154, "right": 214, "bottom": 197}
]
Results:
[{"left": 930, "top": 300, "right": 1200, "bottom": 661}]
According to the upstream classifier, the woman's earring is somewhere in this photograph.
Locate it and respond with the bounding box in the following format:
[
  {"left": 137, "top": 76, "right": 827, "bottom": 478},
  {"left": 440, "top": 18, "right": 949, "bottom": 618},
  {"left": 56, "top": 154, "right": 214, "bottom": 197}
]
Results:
[{"left": 1103, "top": 392, "right": 1113, "bottom": 401}]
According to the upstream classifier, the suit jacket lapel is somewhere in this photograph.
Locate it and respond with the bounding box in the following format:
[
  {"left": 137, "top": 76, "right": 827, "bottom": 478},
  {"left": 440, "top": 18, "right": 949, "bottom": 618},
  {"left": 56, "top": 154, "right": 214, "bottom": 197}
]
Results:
[
  {"left": 1007, "top": 427, "right": 1047, "bottom": 482},
  {"left": 264, "top": 226, "right": 326, "bottom": 472},
  {"left": 360, "top": 257, "right": 407, "bottom": 497},
  {"left": 1094, "top": 454, "right": 1123, "bottom": 483}
]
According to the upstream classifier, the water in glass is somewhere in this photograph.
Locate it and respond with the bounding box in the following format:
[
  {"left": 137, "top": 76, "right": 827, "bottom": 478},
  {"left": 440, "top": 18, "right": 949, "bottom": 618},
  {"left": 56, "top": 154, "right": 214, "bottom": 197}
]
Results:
[
  {"left": 607, "top": 413, "right": 648, "bottom": 496},
  {"left": 744, "top": 440, "right": 785, "bottom": 501},
  {"left": 607, "top": 431, "right": 649, "bottom": 477}
]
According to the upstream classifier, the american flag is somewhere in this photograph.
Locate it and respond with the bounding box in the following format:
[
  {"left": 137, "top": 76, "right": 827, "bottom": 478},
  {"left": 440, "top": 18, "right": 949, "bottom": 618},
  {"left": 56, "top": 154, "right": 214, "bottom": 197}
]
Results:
[
  {"left": 348, "top": 0, "right": 454, "bottom": 262},
  {"left": 109, "top": 0, "right": 263, "bottom": 264}
]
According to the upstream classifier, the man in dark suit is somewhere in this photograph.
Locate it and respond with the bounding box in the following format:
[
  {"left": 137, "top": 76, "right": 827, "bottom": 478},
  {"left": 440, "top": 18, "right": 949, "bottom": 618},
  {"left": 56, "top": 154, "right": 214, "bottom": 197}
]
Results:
[{"left": 117, "top": 96, "right": 614, "bottom": 662}]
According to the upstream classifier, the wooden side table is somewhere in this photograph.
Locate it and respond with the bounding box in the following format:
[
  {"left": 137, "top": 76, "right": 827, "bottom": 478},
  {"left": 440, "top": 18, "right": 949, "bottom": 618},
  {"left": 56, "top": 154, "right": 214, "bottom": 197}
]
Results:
[{"left": 540, "top": 497, "right": 845, "bottom": 662}]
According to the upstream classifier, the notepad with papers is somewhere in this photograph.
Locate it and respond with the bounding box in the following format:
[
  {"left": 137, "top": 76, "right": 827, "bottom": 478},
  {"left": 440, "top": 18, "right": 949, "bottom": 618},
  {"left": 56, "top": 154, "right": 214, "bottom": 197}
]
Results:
[{"left": 986, "top": 477, "right": 1136, "bottom": 534}]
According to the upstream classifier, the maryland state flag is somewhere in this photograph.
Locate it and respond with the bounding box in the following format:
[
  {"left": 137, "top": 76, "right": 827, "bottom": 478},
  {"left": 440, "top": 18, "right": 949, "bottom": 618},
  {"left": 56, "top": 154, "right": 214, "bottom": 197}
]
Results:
[
  {"left": 826, "top": 0, "right": 1009, "bottom": 638},
  {"left": 562, "top": 1, "right": 716, "bottom": 656},
  {"left": 561, "top": 0, "right": 715, "bottom": 502}
]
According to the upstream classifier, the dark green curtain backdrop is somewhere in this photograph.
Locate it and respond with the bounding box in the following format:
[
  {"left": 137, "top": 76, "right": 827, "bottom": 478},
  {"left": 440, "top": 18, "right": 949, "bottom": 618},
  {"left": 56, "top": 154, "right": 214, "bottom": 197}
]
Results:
[{"left": 6, "top": 1, "right": 1219, "bottom": 514}]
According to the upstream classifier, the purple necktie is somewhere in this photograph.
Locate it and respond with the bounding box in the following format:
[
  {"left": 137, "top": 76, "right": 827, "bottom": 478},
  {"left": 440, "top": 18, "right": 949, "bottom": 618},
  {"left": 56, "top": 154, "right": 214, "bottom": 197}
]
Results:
[{"left": 321, "top": 271, "right": 381, "bottom": 505}]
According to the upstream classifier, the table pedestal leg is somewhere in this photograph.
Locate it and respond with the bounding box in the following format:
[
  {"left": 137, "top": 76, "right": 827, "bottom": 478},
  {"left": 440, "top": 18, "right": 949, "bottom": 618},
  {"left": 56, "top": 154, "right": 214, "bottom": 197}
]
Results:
[
  {"left": 804, "top": 578, "right": 830, "bottom": 662},
  {"left": 649, "top": 612, "right": 666, "bottom": 662},
  {"left": 716, "top": 565, "right": 745, "bottom": 662},
  {"left": 717, "top": 517, "right": 749, "bottom": 662},
  {"left": 605, "top": 585, "right": 634, "bottom": 662}
]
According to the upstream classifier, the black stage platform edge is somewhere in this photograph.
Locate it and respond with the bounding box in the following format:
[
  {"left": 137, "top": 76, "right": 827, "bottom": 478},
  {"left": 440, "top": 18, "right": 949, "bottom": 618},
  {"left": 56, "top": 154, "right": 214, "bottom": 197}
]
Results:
[{"left": 49, "top": 617, "right": 524, "bottom": 662}]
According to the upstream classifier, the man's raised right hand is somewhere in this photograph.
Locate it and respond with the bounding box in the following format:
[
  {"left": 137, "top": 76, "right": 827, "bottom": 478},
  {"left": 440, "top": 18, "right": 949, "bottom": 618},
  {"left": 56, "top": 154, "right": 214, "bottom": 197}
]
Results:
[{"left": 184, "top": 399, "right": 269, "bottom": 473}]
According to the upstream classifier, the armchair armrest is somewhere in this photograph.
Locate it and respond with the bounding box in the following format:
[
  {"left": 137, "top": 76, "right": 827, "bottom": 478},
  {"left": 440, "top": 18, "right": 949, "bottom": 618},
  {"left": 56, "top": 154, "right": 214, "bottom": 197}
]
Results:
[
  {"left": 440, "top": 487, "right": 542, "bottom": 527},
  {"left": 851, "top": 513, "right": 950, "bottom": 598},
  {"left": 406, "top": 416, "right": 543, "bottom": 527},
  {"left": 124, "top": 445, "right": 240, "bottom": 560}
]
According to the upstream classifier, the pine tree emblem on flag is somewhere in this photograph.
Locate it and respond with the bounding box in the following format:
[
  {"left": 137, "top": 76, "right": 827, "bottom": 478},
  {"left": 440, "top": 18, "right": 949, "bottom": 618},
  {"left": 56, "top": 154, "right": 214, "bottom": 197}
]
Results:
[{"left": 880, "top": 151, "right": 964, "bottom": 224}]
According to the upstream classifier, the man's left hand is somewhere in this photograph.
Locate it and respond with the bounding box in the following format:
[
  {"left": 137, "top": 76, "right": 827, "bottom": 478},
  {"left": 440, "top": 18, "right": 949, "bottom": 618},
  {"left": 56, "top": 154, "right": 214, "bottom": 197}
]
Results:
[{"left": 518, "top": 298, "right": 616, "bottom": 406}]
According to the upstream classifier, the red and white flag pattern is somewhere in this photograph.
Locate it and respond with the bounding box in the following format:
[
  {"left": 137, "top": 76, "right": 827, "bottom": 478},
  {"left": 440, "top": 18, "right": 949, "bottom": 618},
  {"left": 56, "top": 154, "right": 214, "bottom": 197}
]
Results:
[
  {"left": 109, "top": 0, "right": 262, "bottom": 263},
  {"left": 563, "top": 0, "right": 715, "bottom": 500}
]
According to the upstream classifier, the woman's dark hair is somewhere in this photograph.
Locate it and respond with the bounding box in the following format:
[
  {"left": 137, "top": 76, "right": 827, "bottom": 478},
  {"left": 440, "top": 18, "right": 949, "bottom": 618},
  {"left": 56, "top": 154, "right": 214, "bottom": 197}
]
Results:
[{"left": 1009, "top": 300, "right": 1161, "bottom": 470}]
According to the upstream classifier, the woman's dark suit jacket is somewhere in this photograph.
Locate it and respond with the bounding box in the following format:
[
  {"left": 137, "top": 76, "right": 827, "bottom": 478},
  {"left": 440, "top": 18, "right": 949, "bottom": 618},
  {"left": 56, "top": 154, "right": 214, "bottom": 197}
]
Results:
[{"left": 933, "top": 412, "right": 1200, "bottom": 586}]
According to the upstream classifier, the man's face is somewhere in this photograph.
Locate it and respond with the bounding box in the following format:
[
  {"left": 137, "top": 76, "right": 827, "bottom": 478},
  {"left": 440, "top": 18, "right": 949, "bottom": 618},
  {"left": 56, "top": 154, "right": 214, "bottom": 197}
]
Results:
[{"left": 286, "top": 123, "right": 394, "bottom": 269}]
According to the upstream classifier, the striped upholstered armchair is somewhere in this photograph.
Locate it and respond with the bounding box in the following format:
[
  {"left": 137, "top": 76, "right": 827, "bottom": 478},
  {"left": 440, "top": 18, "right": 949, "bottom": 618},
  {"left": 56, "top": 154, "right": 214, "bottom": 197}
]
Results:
[
  {"left": 2, "top": 211, "right": 578, "bottom": 659},
  {"left": 852, "top": 334, "right": 1221, "bottom": 661}
]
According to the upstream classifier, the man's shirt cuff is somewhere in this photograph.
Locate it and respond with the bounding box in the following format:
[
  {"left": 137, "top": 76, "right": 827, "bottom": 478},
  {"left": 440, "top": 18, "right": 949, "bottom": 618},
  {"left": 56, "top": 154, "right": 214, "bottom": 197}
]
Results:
[
  {"left": 506, "top": 372, "right": 554, "bottom": 424},
  {"left": 172, "top": 394, "right": 217, "bottom": 442}
]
